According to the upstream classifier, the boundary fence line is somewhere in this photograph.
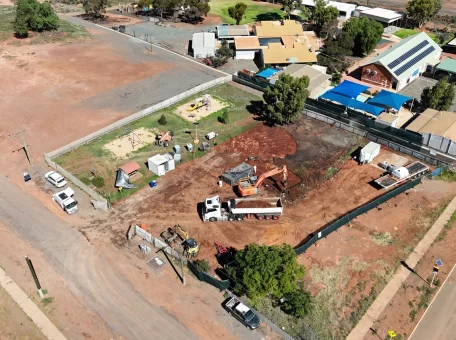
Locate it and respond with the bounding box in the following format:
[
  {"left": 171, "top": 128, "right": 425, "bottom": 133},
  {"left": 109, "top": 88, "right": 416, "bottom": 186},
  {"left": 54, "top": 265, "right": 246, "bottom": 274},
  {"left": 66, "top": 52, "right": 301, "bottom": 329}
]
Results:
[{"left": 44, "top": 76, "right": 231, "bottom": 208}]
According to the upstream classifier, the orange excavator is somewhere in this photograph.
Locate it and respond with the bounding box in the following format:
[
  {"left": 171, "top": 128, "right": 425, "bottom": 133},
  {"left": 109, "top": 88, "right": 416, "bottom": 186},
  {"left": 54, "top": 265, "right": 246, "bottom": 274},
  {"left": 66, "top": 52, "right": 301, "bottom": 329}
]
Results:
[{"left": 238, "top": 165, "right": 288, "bottom": 197}]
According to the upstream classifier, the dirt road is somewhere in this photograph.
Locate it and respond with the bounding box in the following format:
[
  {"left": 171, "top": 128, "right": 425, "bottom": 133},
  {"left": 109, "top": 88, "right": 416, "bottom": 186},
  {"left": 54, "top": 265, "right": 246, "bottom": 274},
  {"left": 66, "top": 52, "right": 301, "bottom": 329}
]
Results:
[{"left": 0, "top": 175, "right": 262, "bottom": 340}]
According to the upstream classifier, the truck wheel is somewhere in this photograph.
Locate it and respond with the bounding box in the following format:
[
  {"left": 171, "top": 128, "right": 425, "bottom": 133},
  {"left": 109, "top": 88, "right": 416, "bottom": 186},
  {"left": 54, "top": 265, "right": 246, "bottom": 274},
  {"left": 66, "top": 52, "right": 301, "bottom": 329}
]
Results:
[
  {"left": 265, "top": 216, "right": 271, "bottom": 220},
  {"left": 236, "top": 216, "right": 243, "bottom": 221},
  {"left": 257, "top": 216, "right": 263, "bottom": 221},
  {"left": 209, "top": 217, "right": 216, "bottom": 222},
  {"left": 273, "top": 216, "right": 279, "bottom": 220},
  {"left": 228, "top": 215, "right": 235, "bottom": 222}
]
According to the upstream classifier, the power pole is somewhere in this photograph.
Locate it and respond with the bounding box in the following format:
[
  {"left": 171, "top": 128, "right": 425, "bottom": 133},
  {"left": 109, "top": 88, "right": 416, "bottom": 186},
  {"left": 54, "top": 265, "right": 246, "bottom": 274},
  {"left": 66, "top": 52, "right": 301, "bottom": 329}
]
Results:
[{"left": 9, "top": 129, "right": 32, "bottom": 166}]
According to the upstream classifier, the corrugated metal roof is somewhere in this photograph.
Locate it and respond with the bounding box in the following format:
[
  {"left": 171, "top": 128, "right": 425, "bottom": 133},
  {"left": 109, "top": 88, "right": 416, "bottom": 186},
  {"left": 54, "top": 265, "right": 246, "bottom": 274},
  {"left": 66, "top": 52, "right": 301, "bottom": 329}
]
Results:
[
  {"left": 192, "top": 32, "right": 216, "bottom": 48},
  {"left": 406, "top": 109, "right": 456, "bottom": 141},
  {"left": 362, "top": 32, "right": 442, "bottom": 81},
  {"left": 436, "top": 58, "right": 456, "bottom": 73},
  {"left": 270, "top": 64, "right": 330, "bottom": 91},
  {"left": 216, "top": 25, "right": 249, "bottom": 37}
]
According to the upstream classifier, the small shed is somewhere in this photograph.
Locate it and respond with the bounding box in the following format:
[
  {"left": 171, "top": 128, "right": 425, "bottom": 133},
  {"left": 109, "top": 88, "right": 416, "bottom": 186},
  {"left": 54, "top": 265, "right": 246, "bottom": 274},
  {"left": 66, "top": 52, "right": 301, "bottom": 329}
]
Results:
[
  {"left": 360, "top": 142, "right": 381, "bottom": 164},
  {"left": 192, "top": 32, "right": 216, "bottom": 58},
  {"left": 221, "top": 163, "right": 254, "bottom": 185},
  {"left": 119, "top": 161, "right": 141, "bottom": 177},
  {"left": 148, "top": 154, "right": 175, "bottom": 176},
  {"left": 234, "top": 37, "right": 261, "bottom": 60}
]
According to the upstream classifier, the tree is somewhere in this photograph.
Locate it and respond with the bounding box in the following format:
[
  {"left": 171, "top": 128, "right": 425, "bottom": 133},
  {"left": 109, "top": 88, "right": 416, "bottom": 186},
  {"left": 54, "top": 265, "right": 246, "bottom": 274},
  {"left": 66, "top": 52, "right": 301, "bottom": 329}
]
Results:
[
  {"left": 153, "top": 0, "right": 179, "bottom": 18},
  {"left": 137, "top": 0, "right": 153, "bottom": 9},
  {"left": 226, "top": 244, "right": 305, "bottom": 299},
  {"left": 318, "top": 31, "right": 354, "bottom": 74},
  {"left": 421, "top": 77, "right": 455, "bottom": 111},
  {"left": 218, "top": 109, "right": 229, "bottom": 123},
  {"left": 14, "top": 0, "right": 59, "bottom": 37},
  {"left": 312, "top": 0, "right": 338, "bottom": 34},
  {"left": 406, "top": 0, "right": 441, "bottom": 27},
  {"left": 263, "top": 74, "right": 309, "bottom": 124},
  {"left": 182, "top": 0, "right": 210, "bottom": 23},
  {"left": 207, "top": 39, "right": 232, "bottom": 68},
  {"left": 342, "top": 17, "right": 383, "bottom": 55},
  {"left": 158, "top": 114, "right": 167, "bottom": 125},
  {"left": 83, "top": 0, "right": 109, "bottom": 18},
  {"left": 281, "top": 289, "right": 313, "bottom": 318},
  {"left": 228, "top": 2, "right": 247, "bottom": 25},
  {"left": 279, "top": 0, "right": 301, "bottom": 20}
]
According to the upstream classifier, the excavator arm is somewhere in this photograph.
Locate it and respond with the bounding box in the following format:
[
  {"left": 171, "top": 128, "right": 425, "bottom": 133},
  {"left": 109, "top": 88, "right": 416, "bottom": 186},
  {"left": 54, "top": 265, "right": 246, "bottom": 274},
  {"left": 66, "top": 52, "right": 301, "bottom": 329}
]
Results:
[{"left": 254, "top": 165, "right": 288, "bottom": 188}]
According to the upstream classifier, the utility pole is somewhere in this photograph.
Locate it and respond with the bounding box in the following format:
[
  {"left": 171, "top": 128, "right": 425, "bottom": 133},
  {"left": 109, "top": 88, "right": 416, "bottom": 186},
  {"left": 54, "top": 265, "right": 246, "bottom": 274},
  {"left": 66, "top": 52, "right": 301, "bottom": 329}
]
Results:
[
  {"left": 9, "top": 129, "right": 32, "bottom": 166},
  {"left": 25, "top": 256, "right": 44, "bottom": 299}
]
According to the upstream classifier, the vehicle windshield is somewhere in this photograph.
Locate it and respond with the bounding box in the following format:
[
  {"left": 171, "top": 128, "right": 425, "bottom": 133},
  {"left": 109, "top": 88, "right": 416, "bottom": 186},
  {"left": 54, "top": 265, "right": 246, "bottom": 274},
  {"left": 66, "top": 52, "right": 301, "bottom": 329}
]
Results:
[
  {"left": 66, "top": 201, "right": 77, "bottom": 209},
  {"left": 244, "top": 310, "right": 254, "bottom": 321},
  {"left": 57, "top": 178, "right": 65, "bottom": 183}
]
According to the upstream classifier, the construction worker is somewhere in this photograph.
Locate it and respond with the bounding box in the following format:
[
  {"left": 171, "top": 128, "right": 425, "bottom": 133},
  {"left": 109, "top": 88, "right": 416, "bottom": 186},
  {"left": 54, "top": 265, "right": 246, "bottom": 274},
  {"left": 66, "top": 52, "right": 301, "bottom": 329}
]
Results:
[{"left": 253, "top": 165, "right": 257, "bottom": 174}]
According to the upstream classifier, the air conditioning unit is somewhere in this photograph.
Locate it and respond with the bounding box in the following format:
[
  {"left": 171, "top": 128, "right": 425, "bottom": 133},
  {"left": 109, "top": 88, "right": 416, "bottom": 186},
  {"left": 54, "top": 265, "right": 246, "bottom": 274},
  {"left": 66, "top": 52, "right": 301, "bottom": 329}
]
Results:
[
  {"left": 372, "top": 71, "right": 378, "bottom": 75},
  {"left": 365, "top": 69, "right": 371, "bottom": 73}
]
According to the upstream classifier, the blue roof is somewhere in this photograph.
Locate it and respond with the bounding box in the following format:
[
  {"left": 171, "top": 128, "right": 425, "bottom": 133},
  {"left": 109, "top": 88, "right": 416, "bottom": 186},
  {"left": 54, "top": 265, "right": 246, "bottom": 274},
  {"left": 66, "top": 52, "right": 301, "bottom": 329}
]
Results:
[
  {"left": 331, "top": 80, "right": 370, "bottom": 99},
  {"left": 320, "top": 91, "right": 385, "bottom": 116},
  {"left": 256, "top": 68, "right": 280, "bottom": 79},
  {"left": 367, "top": 90, "right": 412, "bottom": 111}
]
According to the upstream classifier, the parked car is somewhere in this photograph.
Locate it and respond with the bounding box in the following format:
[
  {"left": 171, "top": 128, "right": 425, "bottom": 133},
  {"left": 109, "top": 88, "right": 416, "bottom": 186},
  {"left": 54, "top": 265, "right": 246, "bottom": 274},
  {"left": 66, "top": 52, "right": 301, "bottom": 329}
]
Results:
[
  {"left": 223, "top": 297, "right": 260, "bottom": 330},
  {"left": 45, "top": 171, "right": 67, "bottom": 188},
  {"left": 52, "top": 187, "right": 78, "bottom": 214}
]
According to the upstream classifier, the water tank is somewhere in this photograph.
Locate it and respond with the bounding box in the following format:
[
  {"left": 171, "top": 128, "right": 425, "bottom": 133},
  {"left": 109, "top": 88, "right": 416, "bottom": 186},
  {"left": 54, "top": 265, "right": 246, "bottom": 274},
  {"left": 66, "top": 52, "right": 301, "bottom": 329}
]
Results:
[{"left": 392, "top": 167, "right": 409, "bottom": 179}]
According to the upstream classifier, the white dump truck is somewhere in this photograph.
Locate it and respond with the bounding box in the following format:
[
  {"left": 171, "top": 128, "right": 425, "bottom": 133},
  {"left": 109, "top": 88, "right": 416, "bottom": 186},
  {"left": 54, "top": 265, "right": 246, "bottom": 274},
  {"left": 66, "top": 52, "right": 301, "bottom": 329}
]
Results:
[
  {"left": 52, "top": 187, "right": 78, "bottom": 214},
  {"left": 375, "top": 161, "right": 429, "bottom": 189},
  {"left": 202, "top": 195, "right": 283, "bottom": 222}
]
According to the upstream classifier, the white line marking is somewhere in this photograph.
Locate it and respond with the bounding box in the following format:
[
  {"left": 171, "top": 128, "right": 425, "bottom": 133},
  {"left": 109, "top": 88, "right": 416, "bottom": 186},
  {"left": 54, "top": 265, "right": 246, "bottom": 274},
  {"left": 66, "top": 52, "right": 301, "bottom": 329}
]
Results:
[{"left": 408, "top": 263, "right": 456, "bottom": 339}]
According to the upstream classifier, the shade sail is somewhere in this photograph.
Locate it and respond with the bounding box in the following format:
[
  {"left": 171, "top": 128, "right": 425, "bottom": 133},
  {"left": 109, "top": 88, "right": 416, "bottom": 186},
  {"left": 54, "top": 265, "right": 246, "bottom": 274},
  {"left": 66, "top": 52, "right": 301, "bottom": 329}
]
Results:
[
  {"left": 256, "top": 68, "right": 279, "bottom": 79},
  {"left": 320, "top": 91, "right": 385, "bottom": 116},
  {"left": 331, "top": 80, "right": 370, "bottom": 98},
  {"left": 367, "top": 90, "right": 412, "bottom": 111}
]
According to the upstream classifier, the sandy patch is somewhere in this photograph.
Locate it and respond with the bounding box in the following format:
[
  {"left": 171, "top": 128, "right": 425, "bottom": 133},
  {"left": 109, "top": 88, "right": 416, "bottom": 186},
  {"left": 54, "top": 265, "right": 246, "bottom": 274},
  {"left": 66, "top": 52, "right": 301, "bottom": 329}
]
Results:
[
  {"left": 104, "top": 127, "right": 156, "bottom": 158},
  {"left": 176, "top": 95, "right": 228, "bottom": 122}
]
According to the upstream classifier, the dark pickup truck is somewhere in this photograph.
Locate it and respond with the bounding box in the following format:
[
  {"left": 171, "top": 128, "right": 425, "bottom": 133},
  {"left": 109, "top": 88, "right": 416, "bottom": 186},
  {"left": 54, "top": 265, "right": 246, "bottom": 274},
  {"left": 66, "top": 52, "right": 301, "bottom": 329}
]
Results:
[{"left": 223, "top": 297, "right": 260, "bottom": 330}]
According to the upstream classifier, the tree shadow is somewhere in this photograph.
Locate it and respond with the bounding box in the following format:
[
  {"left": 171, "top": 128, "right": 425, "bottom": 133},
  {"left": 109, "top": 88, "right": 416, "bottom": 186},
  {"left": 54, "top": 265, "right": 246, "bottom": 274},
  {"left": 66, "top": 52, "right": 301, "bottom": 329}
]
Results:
[
  {"left": 400, "top": 260, "right": 428, "bottom": 284},
  {"left": 255, "top": 12, "right": 283, "bottom": 21}
]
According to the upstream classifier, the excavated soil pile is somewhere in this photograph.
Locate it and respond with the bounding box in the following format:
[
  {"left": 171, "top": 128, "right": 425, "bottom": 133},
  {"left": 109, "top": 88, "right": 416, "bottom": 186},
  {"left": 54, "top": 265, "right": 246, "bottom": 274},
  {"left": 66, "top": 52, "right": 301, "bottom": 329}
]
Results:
[{"left": 235, "top": 201, "right": 274, "bottom": 208}]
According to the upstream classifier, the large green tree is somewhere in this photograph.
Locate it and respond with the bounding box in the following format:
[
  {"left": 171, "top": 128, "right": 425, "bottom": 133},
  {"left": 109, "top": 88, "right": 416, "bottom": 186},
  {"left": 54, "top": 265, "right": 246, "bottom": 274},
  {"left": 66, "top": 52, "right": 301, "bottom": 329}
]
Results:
[
  {"left": 312, "top": 0, "right": 338, "bottom": 34},
  {"left": 226, "top": 244, "right": 305, "bottom": 299},
  {"left": 406, "top": 0, "right": 441, "bottom": 27},
  {"left": 263, "top": 74, "right": 309, "bottom": 125},
  {"left": 228, "top": 2, "right": 247, "bottom": 25},
  {"left": 279, "top": 0, "right": 301, "bottom": 20},
  {"left": 317, "top": 31, "right": 354, "bottom": 74},
  {"left": 14, "top": 0, "right": 59, "bottom": 37},
  {"left": 153, "top": 0, "right": 179, "bottom": 18},
  {"left": 281, "top": 289, "right": 313, "bottom": 318},
  {"left": 182, "top": 0, "right": 210, "bottom": 23},
  {"left": 83, "top": 0, "right": 109, "bottom": 17},
  {"left": 342, "top": 17, "right": 383, "bottom": 56},
  {"left": 421, "top": 77, "right": 455, "bottom": 111}
]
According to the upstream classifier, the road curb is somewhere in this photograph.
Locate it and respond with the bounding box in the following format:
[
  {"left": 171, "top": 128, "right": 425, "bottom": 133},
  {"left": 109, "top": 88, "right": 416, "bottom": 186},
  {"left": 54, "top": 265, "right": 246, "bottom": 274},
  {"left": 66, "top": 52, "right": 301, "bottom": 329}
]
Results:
[{"left": 0, "top": 267, "right": 67, "bottom": 340}]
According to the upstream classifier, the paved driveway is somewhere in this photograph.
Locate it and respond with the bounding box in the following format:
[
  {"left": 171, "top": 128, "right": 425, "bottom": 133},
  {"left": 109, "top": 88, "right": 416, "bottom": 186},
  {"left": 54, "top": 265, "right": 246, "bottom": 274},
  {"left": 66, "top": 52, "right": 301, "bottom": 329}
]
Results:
[{"left": 399, "top": 76, "right": 456, "bottom": 112}]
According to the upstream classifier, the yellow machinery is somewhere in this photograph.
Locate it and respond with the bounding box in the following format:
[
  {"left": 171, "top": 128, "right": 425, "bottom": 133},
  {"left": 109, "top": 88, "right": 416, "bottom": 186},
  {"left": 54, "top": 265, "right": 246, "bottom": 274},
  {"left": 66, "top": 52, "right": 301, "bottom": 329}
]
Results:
[
  {"left": 238, "top": 165, "right": 288, "bottom": 197},
  {"left": 186, "top": 94, "right": 211, "bottom": 112},
  {"left": 161, "top": 225, "right": 200, "bottom": 258}
]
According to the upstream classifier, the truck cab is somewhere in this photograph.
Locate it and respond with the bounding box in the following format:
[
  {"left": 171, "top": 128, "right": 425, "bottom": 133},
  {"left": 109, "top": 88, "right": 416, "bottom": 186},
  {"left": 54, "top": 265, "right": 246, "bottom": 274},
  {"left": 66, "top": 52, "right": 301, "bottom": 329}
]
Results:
[
  {"left": 203, "top": 196, "right": 222, "bottom": 222},
  {"left": 52, "top": 187, "right": 78, "bottom": 214}
]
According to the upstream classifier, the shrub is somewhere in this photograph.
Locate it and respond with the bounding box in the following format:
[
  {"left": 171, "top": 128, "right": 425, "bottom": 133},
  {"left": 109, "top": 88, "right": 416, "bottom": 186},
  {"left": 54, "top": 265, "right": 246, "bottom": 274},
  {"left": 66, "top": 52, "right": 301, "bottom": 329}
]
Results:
[
  {"left": 14, "top": 0, "right": 59, "bottom": 37},
  {"left": 80, "top": 176, "right": 91, "bottom": 185},
  {"left": 194, "top": 259, "right": 210, "bottom": 273},
  {"left": 218, "top": 110, "right": 229, "bottom": 124},
  {"left": 281, "top": 289, "right": 313, "bottom": 318},
  {"left": 92, "top": 176, "right": 105, "bottom": 188},
  {"left": 158, "top": 114, "right": 167, "bottom": 126}
]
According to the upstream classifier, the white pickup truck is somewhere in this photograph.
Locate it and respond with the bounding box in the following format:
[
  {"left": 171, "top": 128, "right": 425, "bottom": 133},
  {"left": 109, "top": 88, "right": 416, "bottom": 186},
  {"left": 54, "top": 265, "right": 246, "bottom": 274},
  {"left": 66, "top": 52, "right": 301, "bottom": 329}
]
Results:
[{"left": 52, "top": 187, "right": 78, "bottom": 214}]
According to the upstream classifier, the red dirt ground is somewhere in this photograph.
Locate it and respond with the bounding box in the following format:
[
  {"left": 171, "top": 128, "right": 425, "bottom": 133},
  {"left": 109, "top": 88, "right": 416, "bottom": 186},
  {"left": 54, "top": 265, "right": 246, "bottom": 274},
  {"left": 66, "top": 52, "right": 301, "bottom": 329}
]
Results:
[{"left": 363, "top": 215, "right": 456, "bottom": 340}]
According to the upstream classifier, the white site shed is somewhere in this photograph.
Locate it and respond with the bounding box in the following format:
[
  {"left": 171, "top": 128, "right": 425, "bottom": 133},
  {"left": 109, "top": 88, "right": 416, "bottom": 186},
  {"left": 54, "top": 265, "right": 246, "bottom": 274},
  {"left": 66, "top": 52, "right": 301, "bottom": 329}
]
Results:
[
  {"left": 301, "top": 0, "right": 356, "bottom": 20},
  {"left": 148, "top": 154, "right": 175, "bottom": 176},
  {"left": 360, "top": 142, "right": 381, "bottom": 164},
  {"left": 192, "top": 32, "right": 216, "bottom": 58}
]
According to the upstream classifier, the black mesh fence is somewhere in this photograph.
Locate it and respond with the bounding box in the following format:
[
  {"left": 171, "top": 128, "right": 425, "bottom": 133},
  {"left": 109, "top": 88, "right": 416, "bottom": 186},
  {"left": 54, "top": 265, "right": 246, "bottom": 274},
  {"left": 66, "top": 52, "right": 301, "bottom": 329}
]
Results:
[
  {"left": 295, "top": 177, "right": 423, "bottom": 255},
  {"left": 187, "top": 260, "right": 231, "bottom": 291}
]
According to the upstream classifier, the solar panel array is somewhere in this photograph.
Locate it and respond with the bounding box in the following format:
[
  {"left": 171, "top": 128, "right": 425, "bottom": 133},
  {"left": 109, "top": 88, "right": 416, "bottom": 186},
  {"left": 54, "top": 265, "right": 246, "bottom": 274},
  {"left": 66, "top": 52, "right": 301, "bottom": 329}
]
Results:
[
  {"left": 394, "top": 46, "right": 436, "bottom": 76},
  {"left": 387, "top": 40, "right": 429, "bottom": 70}
]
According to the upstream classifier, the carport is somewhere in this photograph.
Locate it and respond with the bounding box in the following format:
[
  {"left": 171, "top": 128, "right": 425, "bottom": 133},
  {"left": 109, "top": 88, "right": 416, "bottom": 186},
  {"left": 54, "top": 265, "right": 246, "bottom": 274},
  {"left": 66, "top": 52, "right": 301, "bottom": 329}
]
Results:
[{"left": 434, "top": 58, "right": 456, "bottom": 82}]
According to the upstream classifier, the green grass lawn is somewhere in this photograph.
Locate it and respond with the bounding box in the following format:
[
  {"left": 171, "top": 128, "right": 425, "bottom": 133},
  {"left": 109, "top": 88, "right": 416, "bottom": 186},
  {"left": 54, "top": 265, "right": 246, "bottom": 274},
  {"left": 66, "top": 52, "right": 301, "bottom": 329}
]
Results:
[
  {"left": 0, "top": 5, "right": 90, "bottom": 43},
  {"left": 393, "top": 28, "right": 439, "bottom": 44},
  {"left": 209, "top": 0, "right": 284, "bottom": 24},
  {"left": 55, "top": 84, "right": 259, "bottom": 204}
]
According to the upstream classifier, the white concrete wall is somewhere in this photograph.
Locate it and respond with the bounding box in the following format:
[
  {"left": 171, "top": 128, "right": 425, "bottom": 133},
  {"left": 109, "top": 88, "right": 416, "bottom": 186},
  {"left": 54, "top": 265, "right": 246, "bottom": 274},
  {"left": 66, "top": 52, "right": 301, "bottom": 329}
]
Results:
[
  {"left": 235, "top": 50, "right": 256, "bottom": 60},
  {"left": 193, "top": 47, "right": 215, "bottom": 58}
]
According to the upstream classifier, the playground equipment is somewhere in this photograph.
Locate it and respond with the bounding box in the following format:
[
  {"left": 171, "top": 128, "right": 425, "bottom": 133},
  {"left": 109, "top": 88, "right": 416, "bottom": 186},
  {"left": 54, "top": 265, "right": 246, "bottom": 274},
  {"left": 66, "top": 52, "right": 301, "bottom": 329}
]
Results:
[
  {"left": 120, "top": 128, "right": 143, "bottom": 149},
  {"left": 186, "top": 94, "right": 212, "bottom": 112},
  {"left": 155, "top": 130, "right": 174, "bottom": 147}
]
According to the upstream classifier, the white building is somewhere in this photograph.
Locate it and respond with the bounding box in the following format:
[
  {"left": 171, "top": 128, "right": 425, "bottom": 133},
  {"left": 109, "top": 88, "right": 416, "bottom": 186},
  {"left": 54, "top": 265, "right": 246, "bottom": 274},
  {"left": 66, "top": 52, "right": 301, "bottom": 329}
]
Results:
[
  {"left": 192, "top": 32, "right": 216, "bottom": 58},
  {"left": 148, "top": 154, "right": 175, "bottom": 176},
  {"left": 234, "top": 37, "right": 261, "bottom": 60},
  {"left": 301, "top": 0, "right": 356, "bottom": 20},
  {"left": 359, "top": 8, "right": 403, "bottom": 27}
]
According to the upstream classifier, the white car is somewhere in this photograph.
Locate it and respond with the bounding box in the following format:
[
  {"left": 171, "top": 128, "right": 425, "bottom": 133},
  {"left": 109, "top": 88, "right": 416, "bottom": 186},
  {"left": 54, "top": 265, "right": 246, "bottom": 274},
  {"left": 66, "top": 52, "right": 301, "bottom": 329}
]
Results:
[{"left": 45, "top": 171, "right": 67, "bottom": 188}]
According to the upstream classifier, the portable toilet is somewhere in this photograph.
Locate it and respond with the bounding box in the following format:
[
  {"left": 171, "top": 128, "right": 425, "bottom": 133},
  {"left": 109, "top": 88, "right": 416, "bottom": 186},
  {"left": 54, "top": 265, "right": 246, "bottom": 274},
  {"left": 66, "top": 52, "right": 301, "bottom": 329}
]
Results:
[
  {"left": 359, "top": 142, "right": 380, "bottom": 164},
  {"left": 185, "top": 143, "right": 193, "bottom": 152},
  {"left": 174, "top": 145, "right": 181, "bottom": 154}
]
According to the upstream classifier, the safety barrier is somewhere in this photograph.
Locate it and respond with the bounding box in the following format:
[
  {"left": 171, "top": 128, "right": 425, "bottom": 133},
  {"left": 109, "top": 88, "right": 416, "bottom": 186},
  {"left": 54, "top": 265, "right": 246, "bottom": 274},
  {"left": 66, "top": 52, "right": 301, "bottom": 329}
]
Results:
[{"left": 294, "top": 177, "right": 423, "bottom": 254}]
